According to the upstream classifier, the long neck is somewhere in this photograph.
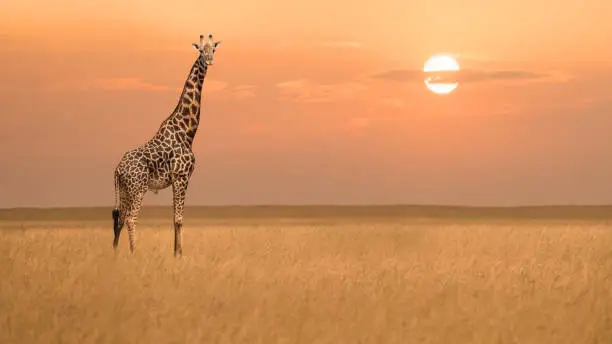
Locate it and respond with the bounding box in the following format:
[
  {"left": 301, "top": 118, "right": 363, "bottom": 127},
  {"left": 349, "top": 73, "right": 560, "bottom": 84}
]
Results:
[{"left": 157, "top": 55, "right": 208, "bottom": 146}]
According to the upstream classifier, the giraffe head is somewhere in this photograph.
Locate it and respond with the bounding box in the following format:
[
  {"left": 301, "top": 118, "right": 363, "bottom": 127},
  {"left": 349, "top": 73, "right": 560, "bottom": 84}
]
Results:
[{"left": 192, "top": 34, "right": 221, "bottom": 66}]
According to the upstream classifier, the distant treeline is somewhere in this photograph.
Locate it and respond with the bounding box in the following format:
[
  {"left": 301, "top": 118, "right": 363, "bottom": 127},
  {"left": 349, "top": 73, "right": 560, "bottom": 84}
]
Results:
[{"left": 2, "top": 205, "right": 612, "bottom": 222}]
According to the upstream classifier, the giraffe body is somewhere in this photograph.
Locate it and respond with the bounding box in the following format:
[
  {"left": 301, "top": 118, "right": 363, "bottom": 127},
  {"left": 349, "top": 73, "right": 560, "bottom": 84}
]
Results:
[{"left": 112, "top": 34, "right": 221, "bottom": 256}]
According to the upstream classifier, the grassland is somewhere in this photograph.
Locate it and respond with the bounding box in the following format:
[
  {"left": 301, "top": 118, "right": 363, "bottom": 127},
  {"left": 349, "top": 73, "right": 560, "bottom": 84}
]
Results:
[{"left": 1, "top": 206, "right": 612, "bottom": 343}]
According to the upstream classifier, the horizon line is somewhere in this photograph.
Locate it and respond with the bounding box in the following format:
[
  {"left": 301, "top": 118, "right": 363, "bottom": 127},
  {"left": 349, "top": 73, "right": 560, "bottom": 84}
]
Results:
[{"left": 3, "top": 203, "right": 612, "bottom": 211}]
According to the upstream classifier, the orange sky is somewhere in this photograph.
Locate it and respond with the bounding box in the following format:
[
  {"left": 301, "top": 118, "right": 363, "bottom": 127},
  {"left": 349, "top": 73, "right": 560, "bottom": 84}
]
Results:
[{"left": 1, "top": 0, "right": 612, "bottom": 207}]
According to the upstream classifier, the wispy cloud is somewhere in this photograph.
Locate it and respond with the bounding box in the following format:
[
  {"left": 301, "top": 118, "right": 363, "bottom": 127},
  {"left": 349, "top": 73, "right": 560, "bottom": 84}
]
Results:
[
  {"left": 373, "top": 68, "right": 553, "bottom": 84},
  {"left": 47, "top": 77, "right": 233, "bottom": 94},
  {"left": 380, "top": 97, "right": 407, "bottom": 108},
  {"left": 348, "top": 117, "right": 370, "bottom": 128},
  {"left": 275, "top": 79, "right": 367, "bottom": 103},
  {"left": 231, "top": 84, "right": 256, "bottom": 99},
  {"left": 460, "top": 70, "right": 547, "bottom": 83},
  {"left": 47, "top": 77, "right": 169, "bottom": 92},
  {"left": 319, "top": 41, "right": 362, "bottom": 48},
  {"left": 93, "top": 77, "right": 169, "bottom": 92},
  {"left": 202, "top": 79, "right": 229, "bottom": 92}
]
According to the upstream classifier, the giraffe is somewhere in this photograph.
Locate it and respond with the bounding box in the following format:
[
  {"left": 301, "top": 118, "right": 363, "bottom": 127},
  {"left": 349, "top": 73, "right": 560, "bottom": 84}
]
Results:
[{"left": 112, "top": 34, "right": 221, "bottom": 257}]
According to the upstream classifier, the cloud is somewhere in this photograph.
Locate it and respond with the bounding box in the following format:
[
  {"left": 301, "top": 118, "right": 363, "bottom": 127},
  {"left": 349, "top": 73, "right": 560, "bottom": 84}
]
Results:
[
  {"left": 372, "top": 68, "right": 551, "bottom": 84},
  {"left": 170, "top": 82, "right": 253, "bottom": 101},
  {"left": 230, "top": 84, "right": 255, "bottom": 99},
  {"left": 48, "top": 77, "right": 233, "bottom": 94},
  {"left": 202, "top": 79, "right": 229, "bottom": 92},
  {"left": 380, "top": 97, "right": 407, "bottom": 108},
  {"left": 92, "top": 77, "right": 169, "bottom": 92},
  {"left": 459, "top": 70, "right": 547, "bottom": 83},
  {"left": 348, "top": 117, "right": 370, "bottom": 128},
  {"left": 47, "top": 77, "right": 169, "bottom": 92},
  {"left": 240, "top": 122, "right": 269, "bottom": 134},
  {"left": 275, "top": 79, "right": 367, "bottom": 103},
  {"left": 454, "top": 53, "right": 492, "bottom": 62},
  {"left": 319, "top": 41, "right": 362, "bottom": 48}
]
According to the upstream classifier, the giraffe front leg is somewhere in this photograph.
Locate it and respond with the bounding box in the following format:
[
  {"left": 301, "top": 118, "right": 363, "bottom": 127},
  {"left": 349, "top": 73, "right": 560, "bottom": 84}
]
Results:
[
  {"left": 126, "top": 218, "right": 137, "bottom": 253},
  {"left": 126, "top": 193, "right": 145, "bottom": 254},
  {"left": 172, "top": 178, "right": 189, "bottom": 258}
]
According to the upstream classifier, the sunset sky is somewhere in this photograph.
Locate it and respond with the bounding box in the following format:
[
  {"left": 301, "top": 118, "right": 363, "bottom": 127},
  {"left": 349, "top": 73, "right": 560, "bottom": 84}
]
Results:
[{"left": 1, "top": 0, "right": 612, "bottom": 207}]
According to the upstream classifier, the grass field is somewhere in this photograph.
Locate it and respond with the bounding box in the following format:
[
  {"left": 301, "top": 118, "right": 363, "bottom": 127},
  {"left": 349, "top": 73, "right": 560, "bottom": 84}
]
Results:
[{"left": 1, "top": 206, "right": 612, "bottom": 343}]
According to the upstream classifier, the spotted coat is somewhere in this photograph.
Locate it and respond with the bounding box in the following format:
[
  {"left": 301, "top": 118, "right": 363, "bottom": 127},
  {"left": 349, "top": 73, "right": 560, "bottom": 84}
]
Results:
[{"left": 112, "top": 34, "right": 221, "bottom": 256}]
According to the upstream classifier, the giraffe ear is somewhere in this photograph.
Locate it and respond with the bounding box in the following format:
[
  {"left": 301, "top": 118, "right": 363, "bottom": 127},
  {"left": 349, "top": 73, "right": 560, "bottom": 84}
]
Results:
[
  {"left": 192, "top": 43, "right": 200, "bottom": 50},
  {"left": 214, "top": 41, "right": 221, "bottom": 48}
]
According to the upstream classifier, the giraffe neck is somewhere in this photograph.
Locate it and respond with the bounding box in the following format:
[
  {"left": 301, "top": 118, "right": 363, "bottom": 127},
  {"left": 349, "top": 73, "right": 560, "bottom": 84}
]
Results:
[{"left": 157, "top": 56, "right": 208, "bottom": 147}]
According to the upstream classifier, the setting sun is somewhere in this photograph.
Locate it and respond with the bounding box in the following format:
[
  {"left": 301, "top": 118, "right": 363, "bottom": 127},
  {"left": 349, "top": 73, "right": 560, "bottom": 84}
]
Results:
[{"left": 424, "top": 55, "right": 460, "bottom": 95}]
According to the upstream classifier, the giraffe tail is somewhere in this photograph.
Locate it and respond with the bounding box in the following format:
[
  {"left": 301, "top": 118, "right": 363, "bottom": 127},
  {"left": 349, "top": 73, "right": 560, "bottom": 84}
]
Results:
[{"left": 112, "top": 171, "right": 121, "bottom": 248}]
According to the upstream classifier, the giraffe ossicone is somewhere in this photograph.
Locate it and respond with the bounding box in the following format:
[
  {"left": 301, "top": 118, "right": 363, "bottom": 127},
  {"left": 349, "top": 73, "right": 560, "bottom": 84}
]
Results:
[{"left": 112, "top": 33, "right": 221, "bottom": 257}]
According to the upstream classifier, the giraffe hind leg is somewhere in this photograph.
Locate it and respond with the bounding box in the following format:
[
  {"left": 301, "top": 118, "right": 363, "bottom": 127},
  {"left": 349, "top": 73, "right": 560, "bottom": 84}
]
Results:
[
  {"left": 112, "top": 179, "right": 128, "bottom": 249},
  {"left": 112, "top": 208, "right": 121, "bottom": 248},
  {"left": 113, "top": 209, "right": 126, "bottom": 248}
]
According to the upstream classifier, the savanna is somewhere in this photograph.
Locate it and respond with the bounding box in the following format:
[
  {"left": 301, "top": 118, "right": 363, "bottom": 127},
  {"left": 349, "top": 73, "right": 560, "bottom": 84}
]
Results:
[{"left": 1, "top": 206, "right": 611, "bottom": 343}]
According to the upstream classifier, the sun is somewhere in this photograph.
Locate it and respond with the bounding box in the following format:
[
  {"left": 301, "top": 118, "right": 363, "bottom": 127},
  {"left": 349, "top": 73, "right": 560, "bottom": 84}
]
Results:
[{"left": 423, "top": 55, "right": 460, "bottom": 95}]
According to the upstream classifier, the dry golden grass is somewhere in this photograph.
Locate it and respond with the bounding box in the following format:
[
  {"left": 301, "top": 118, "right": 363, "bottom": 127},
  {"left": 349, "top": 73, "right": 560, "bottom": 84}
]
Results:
[{"left": 1, "top": 215, "right": 612, "bottom": 343}]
